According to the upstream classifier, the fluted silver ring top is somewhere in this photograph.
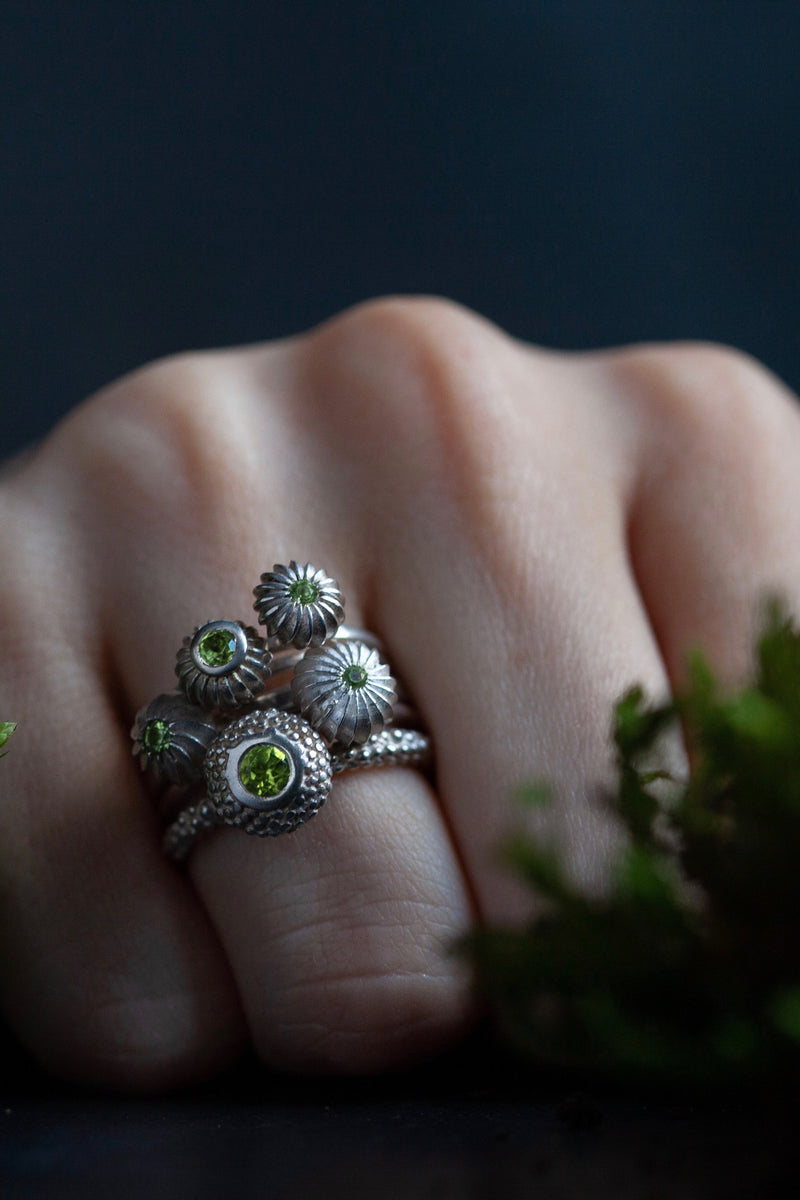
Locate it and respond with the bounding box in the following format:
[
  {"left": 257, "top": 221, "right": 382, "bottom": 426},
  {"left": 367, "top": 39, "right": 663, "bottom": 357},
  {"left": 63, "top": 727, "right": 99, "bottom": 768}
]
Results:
[
  {"left": 176, "top": 620, "right": 273, "bottom": 711},
  {"left": 291, "top": 639, "right": 397, "bottom": 747},
  {"left": 253, "top": 561, "right": 345, "bottom": 649},
  {"left": 131, "top": 693, "right": 220, "bottom": 787}
]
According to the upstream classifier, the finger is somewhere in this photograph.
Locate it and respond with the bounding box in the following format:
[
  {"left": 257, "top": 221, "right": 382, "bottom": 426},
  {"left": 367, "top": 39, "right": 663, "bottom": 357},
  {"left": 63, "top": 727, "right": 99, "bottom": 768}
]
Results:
[
  {"left": 299, "top": 299, "right": 689, "bottom": 923},
  {"left": 76, "top": 351, "right": 480, "bottom": 1074},
  {"left": 190, "top": 767, "right": 478, "bottom": 1072},
  {"left": 0, "top": 477, "right": 247, "bottom": 1091},
  {"left": 616, "top": 344, "right": 800, "bottom": 687}
]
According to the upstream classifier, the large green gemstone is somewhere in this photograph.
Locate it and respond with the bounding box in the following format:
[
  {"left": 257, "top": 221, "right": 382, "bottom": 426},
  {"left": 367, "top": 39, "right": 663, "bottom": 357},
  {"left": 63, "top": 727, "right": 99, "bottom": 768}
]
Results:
[
  {"left": 198, "top": 628, "right": 237, "bottom": 667},
  {"left": 142, "top": 718, "right": 172, "bottom": 755},
  {"left": 238, "top": 743, "right": 291, "bottom": 797},
  {"left": 288, "top": 579, "right": 319, "bottom": 606},
  {"left": 341, "top": 664, "right": 369, "bottom": 689}
]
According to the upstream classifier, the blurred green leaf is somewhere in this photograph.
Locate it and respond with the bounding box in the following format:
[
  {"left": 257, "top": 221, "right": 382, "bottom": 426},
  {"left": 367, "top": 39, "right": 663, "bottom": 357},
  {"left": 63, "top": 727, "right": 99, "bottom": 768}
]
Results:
[
  {"left": 460, "top": 596, "right": 800, "bottom": 1084},
  {"left": 0, "top": 722, "right": 17, "bottom": 757},
  {"left": 710, "top": 1017, "right": 761, "bottom": 1064},
  {"left": 718, "top": 691, "right": 793, "bottom": 750},
  {"left": 768, "top": 988, "right": 800, "bottom": 1043},
  {"left": 513, "top": 782, "right": 552, "bottom": 809}
]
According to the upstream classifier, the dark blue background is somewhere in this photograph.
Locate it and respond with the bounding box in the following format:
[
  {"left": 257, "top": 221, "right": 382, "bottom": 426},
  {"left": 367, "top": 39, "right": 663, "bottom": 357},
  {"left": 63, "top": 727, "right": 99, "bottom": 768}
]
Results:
[{"left": 2, "top": 1, "right": 799, "bottom": 456}]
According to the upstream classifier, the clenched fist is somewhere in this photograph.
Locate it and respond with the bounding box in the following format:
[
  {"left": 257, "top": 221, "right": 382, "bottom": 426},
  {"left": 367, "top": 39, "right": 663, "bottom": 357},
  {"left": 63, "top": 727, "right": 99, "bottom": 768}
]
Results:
[{"left": 2, "top": 296, "right": 799, "bottom": 1091}]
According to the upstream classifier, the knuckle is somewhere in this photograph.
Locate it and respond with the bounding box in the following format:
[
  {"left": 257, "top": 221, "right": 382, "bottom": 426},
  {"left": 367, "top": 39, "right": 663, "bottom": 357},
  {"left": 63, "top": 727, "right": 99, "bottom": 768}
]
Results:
[
  {"left": 317, "top": 293, "right": 492, "bottom": 355},
  {"left": 303, "top": 293, "right": 525, "bottom": 516},
  {"left": 610, "top": 340, "right": 800, "bottom": 559},
  {"left": 308, "top": 294, "right": 511, "bottom": 432},
  {"left": 50, "top": 349, "right": 248, "bottom": 535},
  {"left": 612, "top": 340, "right": 797, "bottom": 457},
  {"left": 301, "top": 296, "right": 582, "bottom": 614}
]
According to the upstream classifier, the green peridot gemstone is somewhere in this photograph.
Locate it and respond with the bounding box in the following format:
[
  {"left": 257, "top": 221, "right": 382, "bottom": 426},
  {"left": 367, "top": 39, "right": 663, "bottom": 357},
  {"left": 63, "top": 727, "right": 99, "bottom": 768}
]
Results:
[
  {"left": 238, "top": 743, "right": 291, "bottom": 797},
  {"left": 341, "top": 664, "right": 369, "bottom": 689},
  {"left": 288, "top": 579, "right": 319, "bottom": 606},
  {"left": 198, "top": 628, "right": 237, "bottom": 667},
  {"left": 142, "top": 718, "right": 172, "bottom": 755}
]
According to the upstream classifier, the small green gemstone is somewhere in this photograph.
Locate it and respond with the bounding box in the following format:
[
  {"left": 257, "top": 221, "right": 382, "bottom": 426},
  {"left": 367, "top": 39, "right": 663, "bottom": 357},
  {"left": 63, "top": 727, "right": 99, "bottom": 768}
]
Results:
[
  {"left": 288, "top": 579, "right": 319, "bottom": 606},
  {"left": 342, "top": 664, "right": 369, "bottom": 689},
  {"left": 142, "top": 718, "right": 171, "bottom": 756},
  {"left": 238, "top": 743, "right": 291, "bottom": 797},
  {"left": 198, "top": 628, "right": 237, "bottom": 667}
]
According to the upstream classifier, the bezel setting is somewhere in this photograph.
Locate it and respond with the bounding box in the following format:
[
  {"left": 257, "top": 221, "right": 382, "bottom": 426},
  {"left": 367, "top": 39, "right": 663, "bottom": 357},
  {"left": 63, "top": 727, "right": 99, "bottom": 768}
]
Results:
[
  {"left": 223, "top": 729, "right": 299, "bottom": 811},
  {"left": 291, "top": 639, "right": 397, "bottom": 747},
  {"left": 253, "top": 561, "right": 345, "bottom": 649},
  {"left": 203, "top": 709, "right": 332, "bottom": 836},
  {"left": 131, "top": 692, "right": 219, "bottom": 786},
  {"left": 176, "top": 620, "right": 273, "bottom": 711}
]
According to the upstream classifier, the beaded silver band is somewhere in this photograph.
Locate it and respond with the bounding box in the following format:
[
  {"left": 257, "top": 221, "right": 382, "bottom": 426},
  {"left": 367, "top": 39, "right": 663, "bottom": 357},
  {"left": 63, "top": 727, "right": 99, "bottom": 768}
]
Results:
[
  {"left": 330, "top": 727, "right": 431, "bottom": 775},
  {"left": 163, "top": 725, "right": 432, "bottom": 861},
  {"left": 267, "top": 624, "right": 385, "bottom": 672}
]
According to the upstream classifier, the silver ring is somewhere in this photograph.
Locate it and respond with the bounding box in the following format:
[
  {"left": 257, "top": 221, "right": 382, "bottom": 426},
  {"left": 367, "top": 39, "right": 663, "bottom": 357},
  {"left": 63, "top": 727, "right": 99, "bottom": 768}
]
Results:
[
  {"left": 131, "top": 559, "right": 432, "bottom": 861},
  {"left": 263, "top": 625, "right": 386, "bottom": 687},
  {"left": 162, "top": 712, "right": 432, "bottom": 861}
]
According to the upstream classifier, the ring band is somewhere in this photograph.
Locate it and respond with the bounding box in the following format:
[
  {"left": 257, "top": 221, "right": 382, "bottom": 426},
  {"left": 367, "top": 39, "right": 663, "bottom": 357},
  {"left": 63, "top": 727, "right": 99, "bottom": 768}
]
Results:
[
  {"left": 131, "top": 561, "right": 431, "bottom": 860},
  {"left": 162, "top": 722, "right": 432, "bottom": 861}
]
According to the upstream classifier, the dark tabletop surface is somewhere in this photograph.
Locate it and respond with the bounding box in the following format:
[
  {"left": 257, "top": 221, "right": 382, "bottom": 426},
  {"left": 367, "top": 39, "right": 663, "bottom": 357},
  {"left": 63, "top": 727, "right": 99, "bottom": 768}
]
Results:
[{"left": 1, "top": 1028, "right": 796, "bottom": 1199}]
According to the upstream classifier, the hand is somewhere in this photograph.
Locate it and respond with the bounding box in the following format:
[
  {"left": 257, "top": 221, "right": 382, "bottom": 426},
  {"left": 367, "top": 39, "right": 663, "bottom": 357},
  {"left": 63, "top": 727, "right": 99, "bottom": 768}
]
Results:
[{"left": 2, "top": 297, "right": 799, "bottom": 1091}]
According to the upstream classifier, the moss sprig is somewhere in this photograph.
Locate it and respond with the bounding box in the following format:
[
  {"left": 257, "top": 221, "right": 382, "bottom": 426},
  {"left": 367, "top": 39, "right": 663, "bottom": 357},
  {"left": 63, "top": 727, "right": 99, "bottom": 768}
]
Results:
[
  {"left": 0, "top": 722, "right": 16, "bottom": 758},
  {"left": 460, "top": 597, "right": 800, "bottom": 1084}
]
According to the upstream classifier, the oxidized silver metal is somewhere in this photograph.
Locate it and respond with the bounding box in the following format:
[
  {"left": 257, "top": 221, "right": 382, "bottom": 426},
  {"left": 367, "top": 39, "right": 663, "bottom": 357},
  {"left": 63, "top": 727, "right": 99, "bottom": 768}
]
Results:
[
  {"left": 331, "top": 727, "right": 432, "bottom": 774},
  {"left": 267, "top": 625, "right": 384, "bottom": 674},
  {"left": 253, "top": 561, "right": 345, "bottom": 649},
  {"left": 131, "top": 692, "right": 219, "bottom": 786},
  {"left": 162, "top": 720, "right": 432, "bottom": 861},
  {"left": 202, "top": 708, "right": 331, "bottom": 836},
  {"left": 146, "top": 555, "right": 434, "bottom": 862},
  {"left": 176, "top": 620, "right": 272, "bottom": 711},
  {"left": 291, "top": 639, "right": 397, "bottom": 747}
]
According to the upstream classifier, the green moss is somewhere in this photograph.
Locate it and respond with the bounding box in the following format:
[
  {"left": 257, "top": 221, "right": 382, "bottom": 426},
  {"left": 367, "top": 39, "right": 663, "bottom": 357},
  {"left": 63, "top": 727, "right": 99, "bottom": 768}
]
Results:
[
  {"left": 459, "top": 595, "right": 800, "bottom": 1084},
  {"left": 0, "top": 722, "right": 16, "bottom": 758}
]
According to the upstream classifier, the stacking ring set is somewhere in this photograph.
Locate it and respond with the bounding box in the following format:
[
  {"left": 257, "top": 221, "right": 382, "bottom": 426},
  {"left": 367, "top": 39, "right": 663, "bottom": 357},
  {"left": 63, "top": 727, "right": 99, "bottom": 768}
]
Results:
[{"left": 131, "top": 562, "right": 431, "bottom": 861}]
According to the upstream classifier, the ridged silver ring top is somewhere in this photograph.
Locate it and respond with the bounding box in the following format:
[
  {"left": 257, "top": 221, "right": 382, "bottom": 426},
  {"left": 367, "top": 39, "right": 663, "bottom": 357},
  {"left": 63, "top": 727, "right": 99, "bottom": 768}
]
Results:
[
  {"left": 253, "top": 561, "right": 345, "bottom": 649},
  {"left": 131, "top": 692, "right": 220, "bottom": 786},
  {"left": 176, "top": 620, "right": 273, "bottom": 711},
  {"left": 291, "top": 639, "right": 397, "bottom": 747}
]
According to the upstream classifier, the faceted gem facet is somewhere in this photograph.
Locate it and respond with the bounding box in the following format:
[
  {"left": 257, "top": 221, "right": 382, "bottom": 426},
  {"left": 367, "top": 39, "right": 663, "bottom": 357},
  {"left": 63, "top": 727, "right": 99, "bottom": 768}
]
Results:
[
  {"left": 341, "top": 664, "right": 369, "bottom": 689},
  {"left": 238, "top": 743, "right": 291, "bottom": 797},
  {"left": 142, "top": 718, "right": 172, "bottom": 755},
  {"left": 198, "top": 628, "right": 237, "bottom": 667},
  {"left": 288, "top": 579, "right": 319, "bottom": 606}
]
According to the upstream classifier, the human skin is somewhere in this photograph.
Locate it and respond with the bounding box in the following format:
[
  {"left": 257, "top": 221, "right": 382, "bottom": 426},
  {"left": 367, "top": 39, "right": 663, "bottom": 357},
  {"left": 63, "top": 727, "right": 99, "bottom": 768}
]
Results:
[{"left": 1, "top": 296, "right": 800, "bottom": 1092}]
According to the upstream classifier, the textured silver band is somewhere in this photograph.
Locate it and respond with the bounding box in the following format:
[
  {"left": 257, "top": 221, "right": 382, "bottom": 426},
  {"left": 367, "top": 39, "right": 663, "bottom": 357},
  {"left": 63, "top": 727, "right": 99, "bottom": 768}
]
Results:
[
  {"left": 268, "top": 625, "right": 384, "bottom": 668},
  {"left": 162, "top": 725, "right": 432, "bottom": 861},
  {"left": 330, "top": 727, "right": 432, "bottom": 774},
  {"left": 263, "top": 626, "right": 387, "bottom": 694}
]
